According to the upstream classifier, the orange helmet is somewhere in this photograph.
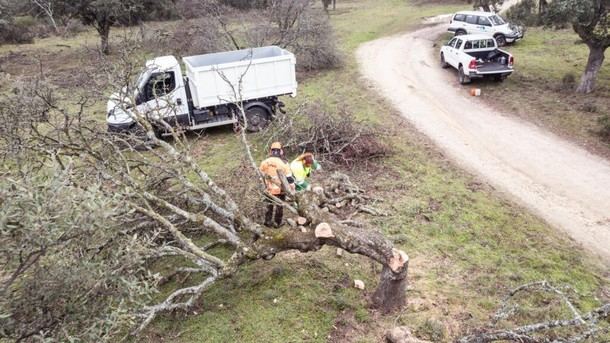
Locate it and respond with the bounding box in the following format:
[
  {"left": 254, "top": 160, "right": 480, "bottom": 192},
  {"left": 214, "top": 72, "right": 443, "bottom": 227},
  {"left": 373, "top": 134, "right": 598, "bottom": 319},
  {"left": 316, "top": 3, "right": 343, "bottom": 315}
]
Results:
[{"left": 270, "top": 142, "right": 282, "bottom": 150}]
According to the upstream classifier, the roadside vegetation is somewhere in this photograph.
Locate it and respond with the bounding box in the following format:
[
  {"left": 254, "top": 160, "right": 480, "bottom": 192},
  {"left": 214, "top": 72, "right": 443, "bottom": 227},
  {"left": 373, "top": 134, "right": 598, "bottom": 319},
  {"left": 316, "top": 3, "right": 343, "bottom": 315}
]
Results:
[{"left": 1, "top": 0, "right": 609, "bottom": 343}]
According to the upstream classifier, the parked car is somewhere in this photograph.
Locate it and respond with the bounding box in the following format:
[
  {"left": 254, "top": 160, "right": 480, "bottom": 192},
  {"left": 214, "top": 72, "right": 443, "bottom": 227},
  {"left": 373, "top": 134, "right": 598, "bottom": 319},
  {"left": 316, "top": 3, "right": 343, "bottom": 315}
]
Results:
[
  {"left": 107, "top": 46, "right": 297, "bottom": 135},
  {"left": 448, "top": 11, "right": 524, "bottom": 46},
  {"left": 440, "top": 34, "right": 514, "bottom": 84}
]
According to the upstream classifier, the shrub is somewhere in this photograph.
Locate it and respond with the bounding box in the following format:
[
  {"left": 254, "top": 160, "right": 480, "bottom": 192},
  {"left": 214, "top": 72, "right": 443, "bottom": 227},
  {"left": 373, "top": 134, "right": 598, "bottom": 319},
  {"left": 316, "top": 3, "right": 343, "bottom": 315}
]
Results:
[
  {"left": 415, "top": 319, "right": 446, "bottom": 342},
  {"left": 141, "top": 18, "right": 229, "bottom": 57},
  {"left": 220, "top": 0, "right": 270, "bottom": 9},
  {"left": 581, "top": 102, "right": 598, "bottom": 113},
  {"left": 505, "top": 0, "right": 542, "bottom": 27},
  {"left": 598, "top": 115, "right": 610, "bottom": 141},
  {"left": 561, "top": 72, "right": 576, "bottom": 91},
  {"left": 61, "top": 19, "right": 88, "bottom": 37},
  {"left": 244, "top": 0, "right": 343, "bottom": 71},
  {"left": 0, "top": 18, "right": 34, "bottom": 44},
  {"left": 264, "top": 103, "right": 392, "bottom": 166}
]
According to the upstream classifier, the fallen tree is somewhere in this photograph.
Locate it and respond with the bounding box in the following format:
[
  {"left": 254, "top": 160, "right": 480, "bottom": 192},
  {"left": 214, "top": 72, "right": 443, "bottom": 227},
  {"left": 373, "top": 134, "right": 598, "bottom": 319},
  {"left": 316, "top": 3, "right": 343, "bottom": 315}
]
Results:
[
  {"left": 0, "top": 68, "right": 408, "bottom": 341},
  {"left": 458, "top": 281, "right": 610, "bottom": 343}
]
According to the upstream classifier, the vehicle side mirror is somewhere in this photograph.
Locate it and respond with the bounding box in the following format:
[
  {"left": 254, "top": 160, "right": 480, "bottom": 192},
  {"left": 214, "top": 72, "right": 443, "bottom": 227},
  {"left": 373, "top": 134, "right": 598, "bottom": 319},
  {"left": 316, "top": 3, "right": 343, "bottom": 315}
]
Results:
[{"left": 135, "top": 92, "right": 144, "bottom": 106}]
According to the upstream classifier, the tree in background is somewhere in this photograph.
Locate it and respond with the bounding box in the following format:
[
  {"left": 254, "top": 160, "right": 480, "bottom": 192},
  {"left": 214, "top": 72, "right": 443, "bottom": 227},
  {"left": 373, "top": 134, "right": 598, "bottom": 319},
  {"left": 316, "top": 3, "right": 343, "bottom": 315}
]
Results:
[
  {"left": 321, "top": 0, "right": 336, "bottom": 11},
  {"left": 545, "top": 0, "right": 609, "bottom": 93},
  {"left": 467, "top": 0, "right": 504, "bottom": 12},
  {"left": 55, "top": 0, "right": 173, "bottom": 54}
]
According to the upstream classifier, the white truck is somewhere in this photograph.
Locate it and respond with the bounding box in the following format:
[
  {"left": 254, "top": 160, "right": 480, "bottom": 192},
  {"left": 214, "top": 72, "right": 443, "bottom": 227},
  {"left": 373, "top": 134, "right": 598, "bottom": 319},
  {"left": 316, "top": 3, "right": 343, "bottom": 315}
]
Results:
[
  {"left": 440, "top": 34, "right": 514, "bottom": 84},
  {"left": 448, "top": 11, "right": 524, "bottom": 46},
  {"left": 106, "top": 46, "right": 297, "bottom": 134}
]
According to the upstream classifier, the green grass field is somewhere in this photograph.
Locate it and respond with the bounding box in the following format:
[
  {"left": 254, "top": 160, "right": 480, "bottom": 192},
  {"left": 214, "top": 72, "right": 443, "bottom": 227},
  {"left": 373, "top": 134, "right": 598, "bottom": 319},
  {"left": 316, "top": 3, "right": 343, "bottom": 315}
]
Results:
[
  {"left": 2, "top": 1, "right": 608, "bottom": 342},
  {"left": 143, "top": 1, "right": 609, "bottom": 342}
]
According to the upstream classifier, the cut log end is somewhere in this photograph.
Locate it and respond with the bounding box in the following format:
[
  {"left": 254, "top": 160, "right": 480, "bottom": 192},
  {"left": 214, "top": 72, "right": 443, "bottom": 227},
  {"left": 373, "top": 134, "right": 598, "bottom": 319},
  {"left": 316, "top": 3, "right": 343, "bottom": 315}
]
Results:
[
  {"left": 296, "top": 216, "right": 308, "bottom": 225},
  {"left": 389, "top": 248, "right": 409, "bottom": 273},
  {"left": 314, "top": 222, "right": 334, "bottom": 238}
]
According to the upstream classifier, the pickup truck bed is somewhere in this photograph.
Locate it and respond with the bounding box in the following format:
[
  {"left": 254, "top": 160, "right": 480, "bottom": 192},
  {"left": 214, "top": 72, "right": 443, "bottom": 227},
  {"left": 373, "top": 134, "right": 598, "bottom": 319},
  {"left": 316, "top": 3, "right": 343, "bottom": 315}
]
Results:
[{"left": 440, "top": 34, "right": 514, "bottom": 84}]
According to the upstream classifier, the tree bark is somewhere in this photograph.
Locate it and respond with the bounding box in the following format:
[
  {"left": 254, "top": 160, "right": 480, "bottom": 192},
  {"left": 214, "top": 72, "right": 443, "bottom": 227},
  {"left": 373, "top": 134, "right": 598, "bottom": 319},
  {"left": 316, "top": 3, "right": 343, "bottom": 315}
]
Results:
[
  {"left": 244, "top": 190, "right": 409, "bottom": 312},
  {"left": 576, "top": 44, "right": 606, "bottom": 94},
  {"left": 97, "top": 23, "right": 111, "bottom": 55},
  {"left": 372, "top": 263, "right": 408, "bottom": 313}
]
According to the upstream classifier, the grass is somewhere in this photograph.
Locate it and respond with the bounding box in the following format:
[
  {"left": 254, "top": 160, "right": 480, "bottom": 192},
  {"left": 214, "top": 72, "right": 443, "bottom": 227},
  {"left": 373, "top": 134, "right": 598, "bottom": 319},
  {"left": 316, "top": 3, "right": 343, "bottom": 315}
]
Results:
[
  {"left": 437, "top": 27, "right": 610, "bottom": 157},
  {"left": 145, "top": 1, "right": 608, "bottom": 342},
  {"left": 2, "top": 1, "right": 609, "bottom": 342}
]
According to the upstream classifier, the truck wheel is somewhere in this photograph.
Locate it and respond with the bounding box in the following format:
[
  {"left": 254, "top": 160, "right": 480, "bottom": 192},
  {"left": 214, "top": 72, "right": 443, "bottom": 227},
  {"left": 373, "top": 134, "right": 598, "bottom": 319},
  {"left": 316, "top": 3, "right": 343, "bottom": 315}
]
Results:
[
  {"left": 245, "top": 106, "right": 270, "bottom": 132},
  {"left": 458, "top": 66, "right": 470, "bottom": 85},
  {"left": 440, "top": 53, "right": 449, "bottom": 69},
  {"left": 494, "top": 34, "right": 506, "bottom": 47},
  {"left": 455, "top": 29, "right": 466, "bottom": 36}
]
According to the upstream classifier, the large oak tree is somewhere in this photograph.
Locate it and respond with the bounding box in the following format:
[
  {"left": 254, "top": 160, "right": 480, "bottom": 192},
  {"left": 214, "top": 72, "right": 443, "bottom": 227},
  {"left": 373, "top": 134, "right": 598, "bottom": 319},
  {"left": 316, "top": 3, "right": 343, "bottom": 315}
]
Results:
[{"left": 545, "top": 0, "right": 609, "bottom": 93}]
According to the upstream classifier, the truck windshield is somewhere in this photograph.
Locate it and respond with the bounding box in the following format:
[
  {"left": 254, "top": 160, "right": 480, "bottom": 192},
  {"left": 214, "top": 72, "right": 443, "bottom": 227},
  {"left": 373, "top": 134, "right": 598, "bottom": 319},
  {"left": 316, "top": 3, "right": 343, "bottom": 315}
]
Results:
[{"left": 489, "top": 15, "right": 505, "bottom": 25}]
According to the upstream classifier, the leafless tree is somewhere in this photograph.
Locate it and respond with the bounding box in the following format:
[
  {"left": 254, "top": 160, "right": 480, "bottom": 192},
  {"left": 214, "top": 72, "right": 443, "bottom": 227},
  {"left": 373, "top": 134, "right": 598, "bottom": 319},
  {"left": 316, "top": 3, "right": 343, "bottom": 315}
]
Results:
[
  {"left": 0, "top": 44, "right": 406, "bottom": 341},
  {"left": 31, "top": 0, "right": 58, "bottom": 32}
]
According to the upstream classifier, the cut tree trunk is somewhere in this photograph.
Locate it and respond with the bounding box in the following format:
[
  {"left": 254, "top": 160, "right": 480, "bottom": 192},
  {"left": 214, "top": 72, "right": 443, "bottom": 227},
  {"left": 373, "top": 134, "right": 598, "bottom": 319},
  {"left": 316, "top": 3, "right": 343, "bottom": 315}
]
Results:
[
  {"left": 243, "top": 190, "right": 409, "bottom": 312},
  {"left": 576, "top": 44, "right": 606, "bottom": 94},
  {"left": 372, "top": 262, "right": 408, "bottom": 313}
]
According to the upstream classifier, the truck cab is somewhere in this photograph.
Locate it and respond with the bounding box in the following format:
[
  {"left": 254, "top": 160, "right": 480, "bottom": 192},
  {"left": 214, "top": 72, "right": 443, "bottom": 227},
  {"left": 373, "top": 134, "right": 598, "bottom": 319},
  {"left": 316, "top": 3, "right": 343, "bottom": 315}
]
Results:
[{"left": 107, "top": 56, "right": 189, "bottom": 133}]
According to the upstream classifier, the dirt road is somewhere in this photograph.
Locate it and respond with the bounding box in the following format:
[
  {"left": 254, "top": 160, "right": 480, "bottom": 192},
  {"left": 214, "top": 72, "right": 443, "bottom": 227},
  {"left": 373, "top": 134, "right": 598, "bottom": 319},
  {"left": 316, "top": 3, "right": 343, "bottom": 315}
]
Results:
[{"left": 357, "top": 24, "right": 610, "bottom": 263}]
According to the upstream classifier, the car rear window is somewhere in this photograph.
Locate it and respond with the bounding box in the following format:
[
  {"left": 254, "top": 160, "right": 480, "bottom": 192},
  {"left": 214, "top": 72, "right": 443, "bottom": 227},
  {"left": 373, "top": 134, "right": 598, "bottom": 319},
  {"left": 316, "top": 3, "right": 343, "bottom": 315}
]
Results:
[
  {"left": 464, "top": 39, "right": 496, "bottom": 50},
  {"left": 454, "top": 14, "right": 466, "bottom": 22}
]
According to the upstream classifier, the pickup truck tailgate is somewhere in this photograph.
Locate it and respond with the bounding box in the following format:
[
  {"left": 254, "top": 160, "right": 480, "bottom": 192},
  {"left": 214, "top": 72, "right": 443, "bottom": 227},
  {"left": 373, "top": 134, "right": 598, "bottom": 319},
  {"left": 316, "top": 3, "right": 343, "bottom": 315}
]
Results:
[{"left": 476, "top": 62, "right": 512, "bottom": 74}]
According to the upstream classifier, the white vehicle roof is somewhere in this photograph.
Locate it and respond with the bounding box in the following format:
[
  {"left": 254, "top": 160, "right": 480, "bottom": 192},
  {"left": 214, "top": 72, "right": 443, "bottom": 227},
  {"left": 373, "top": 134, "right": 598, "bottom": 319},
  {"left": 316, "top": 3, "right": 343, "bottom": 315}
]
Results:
[
  {"left": 454, "top": 10, "right": 498, "bottom": 16},
  {"left": 145, "top": 56, "right": 179, "bottom": 71},
  {"left": 453, "top": 34, "right": 497, "bottom": 41}
]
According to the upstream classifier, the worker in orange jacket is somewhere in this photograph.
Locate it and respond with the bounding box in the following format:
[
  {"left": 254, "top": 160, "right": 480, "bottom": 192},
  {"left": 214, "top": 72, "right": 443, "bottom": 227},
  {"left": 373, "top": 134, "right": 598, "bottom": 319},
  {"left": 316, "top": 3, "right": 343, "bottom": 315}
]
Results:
[{"left": 259, "top": 142, "right": 294, "bottom": 227}]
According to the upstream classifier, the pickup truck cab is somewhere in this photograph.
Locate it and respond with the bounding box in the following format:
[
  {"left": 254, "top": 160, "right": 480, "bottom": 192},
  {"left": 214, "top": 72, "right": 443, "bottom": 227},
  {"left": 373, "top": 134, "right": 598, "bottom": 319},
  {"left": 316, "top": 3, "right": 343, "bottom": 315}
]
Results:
[
  {"left": 448, "top": 11, "right": 523, "bottom": 46},
  {"left": 440, "top": 34, "right": 514, "bottom": 84}
]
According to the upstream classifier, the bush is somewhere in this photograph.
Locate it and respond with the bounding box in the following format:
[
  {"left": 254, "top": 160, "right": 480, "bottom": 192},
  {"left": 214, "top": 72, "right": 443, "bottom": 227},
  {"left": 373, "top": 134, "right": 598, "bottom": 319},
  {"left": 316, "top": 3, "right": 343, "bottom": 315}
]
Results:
[
  {"left": 561, "top": 72, "right": 576, "bottom": 91},
  {"left": 0, "top": 18, "right": 34, "bottom": 44},
  {"left": 599, "top": 115, "right": 610, "bottom": 141},
  {"left": 264, "top": 103, "right": 392, "bottom": 166},
  {"left": 141, "top": 18, "right": 229, "bottom": 57},
  {"left": 244, "top": 0, "right": 343, "bottom": 71},
  {"left": 220, "top": 0, "right": 270, "bottom": 9},
  {"left": 505, "top": 0, "right": 542, "bottom": 26},
  {"left": 61, "top": 19, "right": 88, "bottom": 37}
]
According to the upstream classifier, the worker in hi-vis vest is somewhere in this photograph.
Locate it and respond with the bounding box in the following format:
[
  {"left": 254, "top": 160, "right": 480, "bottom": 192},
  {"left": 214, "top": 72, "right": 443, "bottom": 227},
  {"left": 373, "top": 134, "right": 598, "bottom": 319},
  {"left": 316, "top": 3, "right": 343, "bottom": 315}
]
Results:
[
  {"left": 259, "top": 142, "right": 294, "bottom": 227},
  {"left": 290, "top": 153, "right": 321, "bottom": 192}
]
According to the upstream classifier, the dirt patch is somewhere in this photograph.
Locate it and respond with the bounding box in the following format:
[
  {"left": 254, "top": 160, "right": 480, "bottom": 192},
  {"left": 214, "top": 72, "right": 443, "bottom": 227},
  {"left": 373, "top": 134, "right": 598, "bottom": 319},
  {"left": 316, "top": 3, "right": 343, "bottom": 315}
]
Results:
[
  {"left": 0, "top": 46, "right": 100, "bottom": 89},
  {"left": 327, "top": 310, "right": 386, "bottom": 343}
]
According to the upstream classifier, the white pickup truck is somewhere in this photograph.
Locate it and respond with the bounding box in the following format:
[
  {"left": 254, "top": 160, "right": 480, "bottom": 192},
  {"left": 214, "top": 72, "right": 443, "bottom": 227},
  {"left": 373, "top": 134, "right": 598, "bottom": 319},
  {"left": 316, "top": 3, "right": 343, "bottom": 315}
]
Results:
[
  {"left": 440, "top": 34, "right": 514, "bottom": 84},
  {"left": 106, "top": 46, "right": 297, "bottom": 134}
]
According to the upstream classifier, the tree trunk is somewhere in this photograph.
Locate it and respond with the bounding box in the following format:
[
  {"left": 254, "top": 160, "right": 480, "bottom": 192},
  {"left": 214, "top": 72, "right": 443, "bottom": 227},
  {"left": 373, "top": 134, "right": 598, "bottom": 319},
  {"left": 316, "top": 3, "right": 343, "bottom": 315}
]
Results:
[
  {"left": 333, "top": 0, "right": 336, "bottom": 10},
  {"left": 243, "top": 190, "right": 409, "bottom": 312},
  {"left": 98, "top": 23, "right": 111, "bottom": 55},
  {"left": 372, "top": 263, "right": 408, "bottom": 313},
  {"left": 576, "top": 44, "right": 606, "bottom": 94}
]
